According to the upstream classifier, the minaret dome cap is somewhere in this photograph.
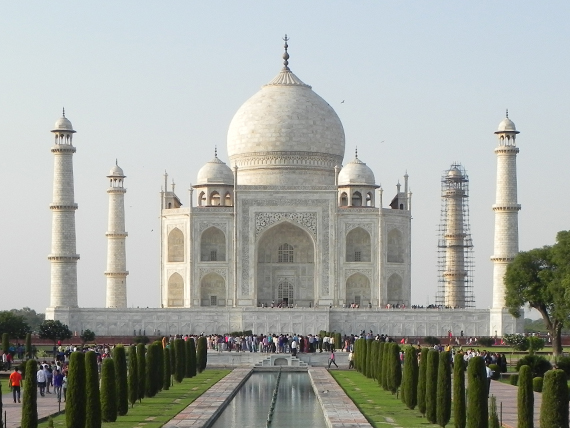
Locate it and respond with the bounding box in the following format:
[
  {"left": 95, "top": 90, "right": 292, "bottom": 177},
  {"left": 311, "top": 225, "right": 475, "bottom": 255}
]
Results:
[
  {"left": 52, "top": 116, "right": 76, "bottom": 133},
  {"left": 108, "top": 163, "right": 125, "bottom": 178},
  {"left": 495, "top": 117, "right": 519, "bottom": 134}
]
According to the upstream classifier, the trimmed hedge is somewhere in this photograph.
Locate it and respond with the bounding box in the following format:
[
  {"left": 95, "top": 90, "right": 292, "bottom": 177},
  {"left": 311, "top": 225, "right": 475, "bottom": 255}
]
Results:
[
  {"left": 466, "top": 356, "right": 488, "bottom": 428},
  {"left": 403, "top": 346, "right": 418, "bottom": 410},
  {"left": 136, "top": 343, "right": 146, "bottom": 402},
  {"left": 113, "top": 345, "right": 129, "bottom": 416},
  {"left": 21, "top": 360, "right": 38, "bottom": 428},
  {"left": 196, "top": 336, "right": 207, "bottom": 373},
  {"left": 377, "top": 342, "right": 385, "bottom": 386},
  {"left": 66, "top": 352, "right": 86, "bottom": 428},
  {"left": 417, "top": 347, "right": 429, "bottom": 416},
  {"left": 188, "top": 338, "right": 197, "bottom": 378},
  {"left": 381, "top": 342, "right": 391, "bottom": 391},
  {"left": 163, "top": 347, "right": 171, "bottom": 390},
  {"left": 516, "top": 355, "right": 552, "bottom": 378},
  {"left": 453, "top": 353, "right": 466, "bottom": 428},
  {"left": 532, "top": 377, "right": 543, "bottom": 393},
  {"left": 154, "top": 342, "right": 164, "bottom": 393},
  {"left": 101, "top": 358, "right": 117, "bottom": 422},
  {"left": 425, "top": 349, "right": 439, "bottom": 424},
  {"left": 128, "top": 345, "right": 138, "bottom": 407},
  {"left": 436, "top": 351, "right": 451, "bottom": 427},
  {"left": 145, "top": 342, "right": 157, "bottom": 397},
  {"left": 174, "top": 339, "right": 185, "bottom": 382},
  {"left": 540, "top": 369, "right": 568, "bottom": 428},
  {"left": 517, "top": 365, "right": 533, "bottom": 428},
  {"left": 509, "top": 373, "right": 519, "bottom": 386},
  {"left": 85, "top": 351, "right": 101, "bottom": 428},
  {"left": 488, "top": 363, "right": 501, "bottom": 380}
]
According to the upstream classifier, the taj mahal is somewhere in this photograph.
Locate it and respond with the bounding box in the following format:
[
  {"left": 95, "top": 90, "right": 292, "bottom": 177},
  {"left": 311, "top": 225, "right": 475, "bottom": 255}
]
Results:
[{"left": 45, "top": 39, "right": 522, "bottom": 337}]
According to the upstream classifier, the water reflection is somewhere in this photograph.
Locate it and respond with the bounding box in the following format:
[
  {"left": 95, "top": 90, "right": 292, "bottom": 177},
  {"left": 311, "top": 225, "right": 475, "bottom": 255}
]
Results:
[{"left": 211, "top": 372, "right": 327, "bottom": 428}]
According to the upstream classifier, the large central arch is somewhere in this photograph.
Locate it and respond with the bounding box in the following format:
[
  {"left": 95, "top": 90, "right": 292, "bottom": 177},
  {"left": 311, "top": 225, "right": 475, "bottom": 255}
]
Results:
[{"left": 256, "top": 221, "right": 315, "bottom": 307}]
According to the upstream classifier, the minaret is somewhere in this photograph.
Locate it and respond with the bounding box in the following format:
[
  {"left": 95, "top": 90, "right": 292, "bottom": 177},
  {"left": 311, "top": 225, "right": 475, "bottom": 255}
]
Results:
[
  {"left": 491, "top": 111, "right": 520, "bottom": 309},
  {"left": 48, "top": 110, "right": 79, "bottom": 308},
  {"left": 105, "top": 161, "right": 129, "bottom": 308}
]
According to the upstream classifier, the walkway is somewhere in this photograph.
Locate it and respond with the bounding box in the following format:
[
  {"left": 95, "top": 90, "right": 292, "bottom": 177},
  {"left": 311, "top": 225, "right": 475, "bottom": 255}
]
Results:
[
  {"left": 1, "top": 387, "right": 65, "bottom": 428},
  {"left": 489, "top": 379, "right": 543, "bottom": 428}
]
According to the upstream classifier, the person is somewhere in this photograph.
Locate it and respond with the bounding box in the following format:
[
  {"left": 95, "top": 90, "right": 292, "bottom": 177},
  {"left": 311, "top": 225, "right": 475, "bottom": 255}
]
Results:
[
  {"left": 44, "top": 364, "right": 53, "bottom": 394},
  {"left": 328, "top": 350, "right": 338, "bottom": 369},
  {"left": 37, "top": 364, "right": 47, "bottom": 396},
  {"left": 62, "top": 371, "right": 68, "bottom": 402},
  {"left": 291, "top": 338, "right": 298, "bottom": 357},
  {"left": 9, "top": 367, "right": 23, "bottom": 403},
  {"left": 348, "top": 350, "right": 354, "bottom": 369},
  {"left": 53, "top": 369, "right": 64, "bottom": 402},
  {"left": 485, "top": 362, "right": 494, "bottom": 397}
]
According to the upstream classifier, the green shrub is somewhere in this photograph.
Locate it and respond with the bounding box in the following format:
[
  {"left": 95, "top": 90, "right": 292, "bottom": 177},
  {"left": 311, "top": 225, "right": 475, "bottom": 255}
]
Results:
[
  {"left": 540, "top": 369, "right": 568, "bottom": 428},
  {"left": 424, "top": 336, "right": 440, "bottom": 346},
  {"left": 509, "top": 373, "right": 519, "bottom": 386},
  {"left": 555, "top": 356, "right": 570, "bottom": 377},
  {"left": 145, "top": 343, "right": 157, "bottom": 397},
  {"left": 425, "top": 350, "right": 439, "bottom": 424},
  {"left": 25, "top": 333, "right": 32, "bottom": 360},
  {"left": 466, "top": 356, "right": 487, "bottom": 428},
  {"left": 381, "top": 342, "right": 391, "bottom": 391},
  {"left": 516, "top": 355, "right": 552, "bottom": 378},
  {"left": 136, "top": 343, "right": 146, "bottom": 401},
  {"left": 113, "top": 345, "right": 128, "bottom": 415},
  {"left": 488, "top": 364, "right": 501, "bottom": 380},
  {"left": 488, "top": 395, "right": 500, "bottom": 428},
  {"left": 188, "top": 338, "right": 197, "bottom": 378},
  {"left": 503, "top": 334, "right": 528, "bottom": 351},
  {"left": 163, "top": 347, "right": 171, "bottom": 390},
  {"left": 477, "top": 337, "right": 494, "bottom": 347},
  {"left": 402, "top": 346, "right": 418, "bottom": 409},
  {"left": 391, "top": 343, "right": 401, "bottom": 394},
  {"left": 365, "top": 339, "right": 372, "bottom": 378},
  {"left": 133, "top": 335, "right": 150, "bottom": 344},
  {"left": 453, "top": 353, "right": 466, "bottom": 428},
  {"left": 154, "top": 342, "right": 163, "bottom": 393},
  {"left": 532, "top": 377, "right": 543, "bottom": 392},
  {"left": 85, "top": 351, "right": 101, "bottom": 428},
  {"left": 128, "top": 345, "right": 138, "bottom": 407},
  {"left": 517, "top": 365, "right": 533, "bottom": 428},
  {"left": 101, "top": 358, "right": 117, "bottom": 422},
  {"left": 527, "top": 336, "right": 545, "bottom": 354},
  {"left": 174, "top": 339, "right": 185, "bottom": 382},
  {"left": 196, "top": 337, "right": 208, "bottom": 373},
  {"left": 21, "top": 360, "right": 37, "bottom": 428},
  {"left": 436, "top": 351, "right": 451, "bottom": 427},
  {"left": 377, "top": 342, "right": 385, "bottom": 386},
  {"left": 66, "top": 352, "right": 86, "bottom": 428},
  {"left": 370, "top": 341, "right": 379, "bottom": 382},
  {"left": 417, "top": 347, "right": 429, "bottom": 416}
]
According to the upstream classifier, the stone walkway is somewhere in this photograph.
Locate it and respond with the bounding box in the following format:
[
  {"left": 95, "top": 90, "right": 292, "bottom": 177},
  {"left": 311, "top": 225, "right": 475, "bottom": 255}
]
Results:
[
  {"left": 1, "top": 387, "right": 65, "bottom": 428},
  {"left": 489, "top": 379, "right": 543, "bottom": 428}
]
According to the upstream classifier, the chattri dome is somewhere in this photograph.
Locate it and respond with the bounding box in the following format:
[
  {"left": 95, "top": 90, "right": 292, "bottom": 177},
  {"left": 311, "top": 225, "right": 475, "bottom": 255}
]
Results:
[
  {"left": 227, "top": 44, "right": 345, "bottom": 186},
  {"left": 108, "top": 163, "right": 125, "bottom": 177},
  {"left": 196, "top": 155, "right": 234, "bottom": 185},
  {"left": 338, "top": 156, "right": 376, "bottom": 186},
  {"left": 52, "top": 111, "right": 75, "bottom": 133},
  {"left": 495, "top": 112, "right": 519, "bottom": 134}
]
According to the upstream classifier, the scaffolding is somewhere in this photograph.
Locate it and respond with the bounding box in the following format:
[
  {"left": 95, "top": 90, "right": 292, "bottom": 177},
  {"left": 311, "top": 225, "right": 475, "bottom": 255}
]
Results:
[{"left": 436, "top": 163, "right": 475, "bottom": 308}]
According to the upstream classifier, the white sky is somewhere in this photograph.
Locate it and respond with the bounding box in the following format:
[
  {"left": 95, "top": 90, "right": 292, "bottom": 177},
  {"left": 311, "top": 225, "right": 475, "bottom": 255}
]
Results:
[{"left": 0, "top": 2, "right": 568, "bottom": 314}]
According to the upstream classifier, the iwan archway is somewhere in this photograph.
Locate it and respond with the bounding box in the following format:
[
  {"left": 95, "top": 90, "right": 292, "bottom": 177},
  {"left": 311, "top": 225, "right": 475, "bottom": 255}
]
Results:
[{"left": 255, "top": 221, "right": 315, "bottom": 307}]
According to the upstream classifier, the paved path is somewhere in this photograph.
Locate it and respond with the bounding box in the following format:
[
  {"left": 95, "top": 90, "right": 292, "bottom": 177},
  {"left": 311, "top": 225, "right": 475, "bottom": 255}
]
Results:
[
  {"left": 489, "top": 379, "right": 543, "bottom": 428},
  {"left": 2, "top": 387, "right": 65, "bottom": 428}
]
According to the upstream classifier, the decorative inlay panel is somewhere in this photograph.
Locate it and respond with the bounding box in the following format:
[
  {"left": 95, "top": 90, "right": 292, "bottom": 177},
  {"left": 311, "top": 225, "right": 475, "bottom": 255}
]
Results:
[
  {"left": 199, "top": 222, "right": 227, "bottom": 234},
  {"left": 345, "top": 223, "right": 373, "bottom": 235},
  {"left": 199, "top": 268, "right": 227, "bottom": 280},
  {"left": 255, "top": 212, "right": 317, "bottom": 239},
  {"left": 345, "top": 269, "right": 372, "bottom": 281}
]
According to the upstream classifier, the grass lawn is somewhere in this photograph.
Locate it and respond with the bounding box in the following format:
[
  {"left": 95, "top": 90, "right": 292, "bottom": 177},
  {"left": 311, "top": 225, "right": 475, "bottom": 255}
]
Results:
[
  {"left": 37, "top": 369, "right": 231, "bottom": 428},
  {"left": 330, "top": 370, "right": 452, "bottom": 427}
]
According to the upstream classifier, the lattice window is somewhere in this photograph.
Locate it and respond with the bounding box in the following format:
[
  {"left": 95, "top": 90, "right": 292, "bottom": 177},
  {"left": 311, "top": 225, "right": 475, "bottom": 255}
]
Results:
[
  {"left": 278, "top": 243, "right": 294, "bottom": 263},
  {"left": 210, "top": 296, "right": 217, "bottom": 306},
  {"left": 278, "top": 281, "right": 294, "bottom": 304},
  {"left": 210, "top": 250, "right": 217, "bottom": 261},
  {"left": 354, "top": 251, "right": 361, "bottom": 262}
]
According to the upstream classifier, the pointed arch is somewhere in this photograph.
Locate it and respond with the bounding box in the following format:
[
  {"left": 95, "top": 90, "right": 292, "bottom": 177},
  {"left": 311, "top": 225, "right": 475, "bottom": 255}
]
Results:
[
  {"left": 387, "top": 273, "right": 403, "bottom": 303},
  {"left": 225, "top": 192, "right": 232, "bottom": 206},
  {"left": 346, "top": 227, "right": 371, "bottom": 262},
  {"left": 201, "top": 227, "right": 226, "bottom": 261},
  {"left": 346, "top": 273, "right": 371, "bottom": 307},
  {"left": 340, "top": 192, "right": 348, "bottom": 207},
  {"left": 198, "top": 191, "right": 206, "bottom": 207},
  {"left": 352, "top": 191, "right": 362, "bottom": 207},
  {"left": 209, "top": 191, "right": 221, "bottom": 206},
  {"left": 167, "top": 228, "right": 184, "bottom": 262},
  {"left": 387, "top": 229, "right": 404, "bottom": 263},
  {"left": 167, "top": 272, "right": 184, "bottom": 307},
  {"left": 200, "top": 273, "right": 226, "bottom": 306}
]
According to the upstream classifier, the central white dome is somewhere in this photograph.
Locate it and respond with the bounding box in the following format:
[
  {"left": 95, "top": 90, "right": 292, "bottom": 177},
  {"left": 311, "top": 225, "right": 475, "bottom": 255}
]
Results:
[{"left": 227, "top": 67, "right": 345, "bottom": 186}]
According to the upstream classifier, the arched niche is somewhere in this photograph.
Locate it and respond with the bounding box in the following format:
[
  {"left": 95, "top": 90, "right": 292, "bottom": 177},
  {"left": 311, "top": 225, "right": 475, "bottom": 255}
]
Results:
[
  {"left": 200, "top": 227, "right": 226, "bottom": 261},
  {"left": 346, "top": 227, "right": 371, "bottom": 262},
  {"left": 387, "top": 273, "right": 403, "bottom": 303},
  {"left": 352, "top": 191, "right": 362, "bottom": 207},
  {"left": 167, "top": 228, "right": 184, "bottom": 262},
  {"left": 200, "top": 273, "right": 226, "bottom": 306},
  {"left": 198, "top": 192, "right": 206, "bottom": 207},
  {"left": 210, "top": 191, "right": 221, "bottom": 206},
  {"left": 256, "top": 221, "right": 315, "bottom": 307},
  {"left": 167, "top": 273, "right": 184, "bottom": 307},
  {"left": 346, "top": 273, "right": 371, "bottom": 307},
  {"left": 387, "top": 229, "right": 404, "bottom": 263},
  {"left": 340, "top": 192, "right": 348, "bottom": 207}
]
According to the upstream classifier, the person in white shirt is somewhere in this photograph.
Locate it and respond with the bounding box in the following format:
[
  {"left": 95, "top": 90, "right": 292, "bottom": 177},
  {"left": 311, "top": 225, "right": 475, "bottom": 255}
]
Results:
[
  {"left": 485, "top": 362, "right": 494, "bottom": 397},
  {"left": 37, "top": 366, "right": 47, "bottom": 396}
]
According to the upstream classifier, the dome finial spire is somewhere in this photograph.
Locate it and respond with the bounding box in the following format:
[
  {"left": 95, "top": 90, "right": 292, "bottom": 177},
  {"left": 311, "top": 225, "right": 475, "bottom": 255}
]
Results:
[
  {"left": 214, "top": 145, "right": 218, "bottom": 158},
  {"left": 282, "top": 34, "right": 290, "bottom": 70},
  {"left": 506, "top": 108, "right": 509, "bottom": 118},
  {"left": 355, "top": 146, "right": 358, "bottom": 159},
  {"left": 62, "top": 107, "right": 66, "bottom": 118}
]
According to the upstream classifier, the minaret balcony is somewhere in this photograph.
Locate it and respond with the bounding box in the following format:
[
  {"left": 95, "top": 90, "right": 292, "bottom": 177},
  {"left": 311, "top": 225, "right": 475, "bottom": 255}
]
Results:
[
  {"left": 48, "top": 254, "right": 80, "bottom": 261},
  {"left": 492, "top": 204, "right": 521, "bottom": 212},
  {"left": 49, "top": 203, "right": 78, "bottom": 210}
]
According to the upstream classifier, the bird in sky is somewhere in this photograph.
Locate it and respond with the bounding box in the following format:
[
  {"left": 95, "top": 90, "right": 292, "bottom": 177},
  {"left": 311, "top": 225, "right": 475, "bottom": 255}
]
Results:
[{"left": 341, "top": 100, "right": 345, "bottom": 103}]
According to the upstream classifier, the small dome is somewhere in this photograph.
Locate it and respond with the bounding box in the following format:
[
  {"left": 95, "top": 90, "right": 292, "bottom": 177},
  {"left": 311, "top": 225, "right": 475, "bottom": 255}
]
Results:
[
  {"left": 448, "top": 167, "right": 462, "bottom": 178},
  {"left": 52, "top": 116, "right": 75, "bottom": 133},
  {"left": 338, "top": 157, "right": 376, "bottom": 186},
  {"left": 495, "top": 117, "right": 519, "bottom": 134},
  {"left": 196, "top": 156, "right": 234, "bottom": 185},
  {"left": 108, "top": 163, "right": 125, "bottom": 177}
]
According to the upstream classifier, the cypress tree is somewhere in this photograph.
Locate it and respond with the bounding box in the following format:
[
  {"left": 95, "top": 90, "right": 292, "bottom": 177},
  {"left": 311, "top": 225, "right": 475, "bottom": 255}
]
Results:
[
  {"left": 365, "top": 339, "right": 373, "bottom": 378},
  {"left": 381, "top": 342, "right": 391, "bottom": 390},
  {"left": 489, "top": 395, "right": 500, "bottom": 428},
  {"left": 436, "top": 351, "right": 452, "bottom": 427},
  {"left": 155, "top": 341, "right": 164, "bottom": 392},
  {"left": 100, "top": 358, "right": 117, "bottom": 422},
  {"left": 174, "top": 338, "right": 185, "bottom": 382},
  {"left": 185, "top": 338, "right": 193, "bottom": 378},
  {"left": 353, "top": 339, "right": 360, "bottom": 372},
  {"left": 113, "top": 345, "right": 128, "bottom": 415},
  {"left": 163, "top": 347, "right": 171, "bottom": 390},
  {"left": 85, "top": 351, "right": 101, "bottom": 428},
  {"left": 0, "top": 379, "right": 3, "bottom": 428},
  {"left": 370, "top": 341, "right": 379, "bottom": 380},
  {"left": 403, "top": 346, "right": 418, "bottom": 410},
  {"left": 21, "top": 359, "right": 38, "bottom": 428},
  {"left": 128, "top": 345, "right": 138, "bottom": 408},
  {"left": 377, "top": 342, "right": 384, "bottom": 385},
  {"left": 196, "top": 336, "right": 208, "bottom": 373},
  {"left": 25, "top": 333, "right": 32, "bottom": 360},
  {"left": 169, "top": 343, "right": 176, "bottom": 377},
  {"left": 136, "top": 343, "right": 146, "bottom": 402},
  {"left": 417, "top": 347, "right": 429, "bottom": 416},
  {"left": 517, "top": 365, "right": 533, "bottom": 428},
  {"left": 145, "top": 342, "right": 157, "bottom": 397},
  {"left": 425, "top": 349, "right": 439, "bottom": 424},
  {"left": 392, "top": 343, "right": 402, "bottom": 394},
  {"left": 66, "top": 352, "right": 86, "bottom": 428},
  {"left": 188, "top": 338, "right": 197, "bottom": 378},
  {"left": 466, "top": 356, "right": 488, "bottom": 428},
  {"left": 453, "top": 352, "right": 466, "bottom": 428},
  {"left": 540, "top": 369, "right": 568, "bottom": 428}
]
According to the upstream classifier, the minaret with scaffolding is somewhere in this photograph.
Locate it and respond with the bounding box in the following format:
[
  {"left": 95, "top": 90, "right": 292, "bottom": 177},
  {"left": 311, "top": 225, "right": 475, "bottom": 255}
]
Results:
[{"left": 437, "top": 163, "right": 474, "bottom": 308}]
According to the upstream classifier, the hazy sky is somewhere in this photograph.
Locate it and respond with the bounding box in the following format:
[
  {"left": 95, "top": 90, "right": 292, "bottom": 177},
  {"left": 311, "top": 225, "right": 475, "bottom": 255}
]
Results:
[{"left": 1, "top": 2, "right": 568, "bottom": 315}]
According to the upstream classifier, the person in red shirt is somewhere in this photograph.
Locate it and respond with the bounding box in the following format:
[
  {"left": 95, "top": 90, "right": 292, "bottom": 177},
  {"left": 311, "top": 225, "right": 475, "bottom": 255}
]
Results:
[{"left": 9, "top": 367, "right": 23, "bottom": 403}]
